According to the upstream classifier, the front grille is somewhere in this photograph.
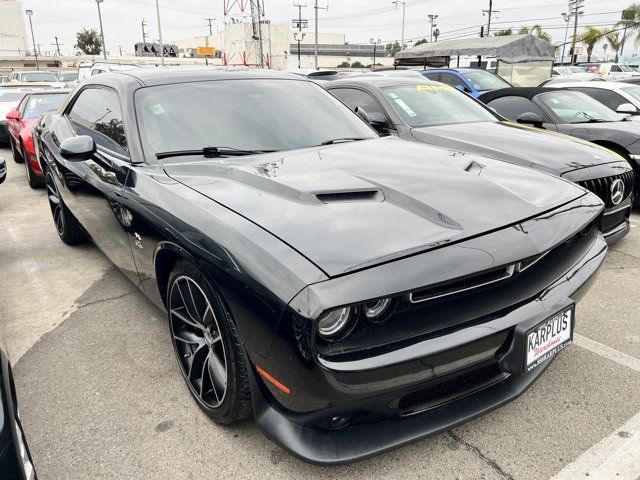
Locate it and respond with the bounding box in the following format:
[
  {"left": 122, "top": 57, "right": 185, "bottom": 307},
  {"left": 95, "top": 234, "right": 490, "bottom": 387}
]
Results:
[
  {"left": 578, "top": 171, "right": 634, "bottom": 208},
  {"left": 397, "top": 363, "right": 508, "bottom": 416}
]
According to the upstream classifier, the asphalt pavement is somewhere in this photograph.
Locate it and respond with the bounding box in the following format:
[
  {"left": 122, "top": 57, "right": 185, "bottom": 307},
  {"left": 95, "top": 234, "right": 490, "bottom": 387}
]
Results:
[{"left": 1, "top": 146, "right": 639, "bottom": 480}]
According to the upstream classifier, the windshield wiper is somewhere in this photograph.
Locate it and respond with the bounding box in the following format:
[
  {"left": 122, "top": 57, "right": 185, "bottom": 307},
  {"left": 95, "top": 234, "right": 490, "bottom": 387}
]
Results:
[
  {"left": 320, "top": 137, "right": 371, "bottom": 145},
  {"left": 156, "top": 146, "right": 275, "bottom": 160}
]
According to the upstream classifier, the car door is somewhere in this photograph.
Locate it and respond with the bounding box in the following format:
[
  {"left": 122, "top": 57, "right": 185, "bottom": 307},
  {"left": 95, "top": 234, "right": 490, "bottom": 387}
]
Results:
[{"left": 48, "top": 86, "right": 139, "bottom": 284}]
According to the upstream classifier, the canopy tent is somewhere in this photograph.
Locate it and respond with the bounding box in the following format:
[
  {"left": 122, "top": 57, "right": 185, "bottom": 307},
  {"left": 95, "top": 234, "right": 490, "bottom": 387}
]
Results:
[{"left": 394, "top": 34, "right": 555, "bottom": 66}]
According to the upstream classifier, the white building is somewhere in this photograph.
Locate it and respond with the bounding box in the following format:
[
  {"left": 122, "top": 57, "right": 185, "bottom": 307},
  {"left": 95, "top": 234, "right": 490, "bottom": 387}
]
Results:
[
  {"left": 169, "top": 22, "right": 394, "bottom": 70},
  {"left": 0, "top": 0, "right": 29, "bottom": 57}
]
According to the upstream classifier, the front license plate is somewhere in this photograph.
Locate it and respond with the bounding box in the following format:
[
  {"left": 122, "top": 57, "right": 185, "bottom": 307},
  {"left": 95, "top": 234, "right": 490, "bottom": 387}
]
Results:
[{"left": 525, "top": 308, "right": 573, "bottom": 372}]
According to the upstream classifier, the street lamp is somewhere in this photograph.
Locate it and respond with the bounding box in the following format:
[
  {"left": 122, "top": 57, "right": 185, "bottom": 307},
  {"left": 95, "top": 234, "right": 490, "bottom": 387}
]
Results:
[
  {"left": 155, "top": 0, "right": 165, "bottom": 65},
  {"left": 370, "top": 38, "right": 381, "bottom": 71},
  {"left": 293, "top": 31, "right": 305, "bottom": 69},
  {"left": 561, "top": 12, "right": 571, "bottom": 65},
  {"left": 95, "top": 0, "right": 107, "bottom": 60},
  {"left": 25, "top": 9, "right": 38, "bottom": 70},
  {"left": 603, "top": 43, "right": 608, "bottom": 62},
  {"left": 428, "top": 14, "right": 438, "bottom": 43},
  {"left": 392, "top": 1, "right": 406, "bottom": 52}
]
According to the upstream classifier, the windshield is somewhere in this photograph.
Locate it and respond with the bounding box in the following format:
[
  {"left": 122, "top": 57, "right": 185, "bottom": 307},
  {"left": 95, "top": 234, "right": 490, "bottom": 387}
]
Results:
[
  {"left": 621, "top": 85, "right": 640, "bottom": 102},
  {"left": 59, "top": 72, "right": 78, "bottom": 82},
  {"left": 23, "top": 93, "right": 66, "bottom": 119},
  {"left": 0, "top": 90, "right": 27, "bottom": 103},
  {"left": 538, "top": 90, "right": 623, "bottom": 123},
  {"left": 21, "top": 72, "right": 58, "bottom": 82},
  {"left": 461, "top": 71, "right": 510, "bottom": 91},
  {"left": 382, "top": 84, "right": 497, "bottom": 127},
  {"left": 135, "top": 79, "right": 376, "bottom": 159}
]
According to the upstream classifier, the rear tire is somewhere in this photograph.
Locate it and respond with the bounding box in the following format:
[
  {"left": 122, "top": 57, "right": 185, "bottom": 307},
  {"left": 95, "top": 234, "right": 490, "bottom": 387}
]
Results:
[
  {"left": 167, "top": 261, "right": 252, "bottom": 425},
  {"left": 45, "top": 168, "right": 86, "bottom": 245}
]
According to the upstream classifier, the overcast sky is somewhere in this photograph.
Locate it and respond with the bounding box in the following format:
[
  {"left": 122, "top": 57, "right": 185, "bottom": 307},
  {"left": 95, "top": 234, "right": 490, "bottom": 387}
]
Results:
[{"left": 18, "top": 0, "right": 637, "bottom": 56}]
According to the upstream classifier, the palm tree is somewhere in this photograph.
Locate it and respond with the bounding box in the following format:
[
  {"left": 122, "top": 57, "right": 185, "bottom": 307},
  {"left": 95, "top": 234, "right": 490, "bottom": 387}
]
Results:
[
  {"left": 606, "top": 30, "right": 623, "bottom": 61},
  {"left": 577, "top": 26, "right": 605, "bottom": 62},
  {"left": 616, "top": 3, "right": 640, "bottom": 54},
  {"left": 518, "top": 25, "right": 552, "bottom": 43}
]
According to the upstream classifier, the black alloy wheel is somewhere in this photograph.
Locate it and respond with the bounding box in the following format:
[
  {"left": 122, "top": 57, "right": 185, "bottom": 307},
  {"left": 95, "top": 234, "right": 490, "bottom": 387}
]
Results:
[
  {"left": 45, "top": 169, "right": 85, "bottom": 244},
  {"left": 168, "top": 261, "right": 252, "bottom": 424}
]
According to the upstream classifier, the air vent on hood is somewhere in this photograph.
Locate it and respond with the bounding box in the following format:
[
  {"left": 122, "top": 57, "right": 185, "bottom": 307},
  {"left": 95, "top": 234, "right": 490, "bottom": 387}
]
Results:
[{"left": 315, "top": 190, "right": 384, "bottom": 203}]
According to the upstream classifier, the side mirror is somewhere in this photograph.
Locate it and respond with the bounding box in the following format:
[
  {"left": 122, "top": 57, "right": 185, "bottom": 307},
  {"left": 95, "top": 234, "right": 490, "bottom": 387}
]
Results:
[
  {"left": 60, "top": 135, "right": 96, "bottom": 161},
  {"left": 5, "top": 108, "right": 20, "bottom": 120},
  {"left": 355, "top": 106, "right": 386, "bottom": 129},
  {"left": 516, "top": 112, "right": 544, "bottom": 128},
  {"left": 616, "top": 103, "right": 638, "bottom": 115}
]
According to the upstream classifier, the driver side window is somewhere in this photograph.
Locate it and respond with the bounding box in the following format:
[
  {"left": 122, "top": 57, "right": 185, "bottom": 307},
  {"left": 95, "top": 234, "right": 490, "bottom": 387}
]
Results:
[
  {"left": 485, "top": 96, "right": 548, "bottom": 122},
  {"left": 329, "top": 88, "right": 392, "bottom": 133},
  {"left": 67, "top": 88, "right": 128, "bottom": 156}
]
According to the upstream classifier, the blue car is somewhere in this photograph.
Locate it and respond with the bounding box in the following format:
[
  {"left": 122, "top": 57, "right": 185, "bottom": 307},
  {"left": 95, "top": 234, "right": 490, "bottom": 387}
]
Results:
[{"left": 420, "top": 68, "right": 511, "bottom": 98}]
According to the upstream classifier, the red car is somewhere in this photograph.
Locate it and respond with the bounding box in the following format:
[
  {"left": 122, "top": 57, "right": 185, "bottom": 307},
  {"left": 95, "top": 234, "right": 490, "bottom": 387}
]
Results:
[{"left": 6, "top": 90, "right": 69, "bottom": 188}]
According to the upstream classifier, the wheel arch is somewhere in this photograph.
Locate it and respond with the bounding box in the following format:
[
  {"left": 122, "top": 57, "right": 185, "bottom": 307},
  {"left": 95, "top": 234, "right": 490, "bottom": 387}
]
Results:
[
  {"left": 153, "top": 241, "right": 198, "bottom": 308},
  {"left": 591, "top": 139, "right": 631, "bottom": 159}
]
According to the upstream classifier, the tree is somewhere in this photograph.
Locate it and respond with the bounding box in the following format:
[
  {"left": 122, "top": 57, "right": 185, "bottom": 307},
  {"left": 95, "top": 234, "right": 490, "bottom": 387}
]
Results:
[
  {"left": 414, "top": 38, "right": 428, "bottom": 46},
  {"left": 75, "top": 28, "right": 102, "bottom": 55},
  {"left": 519, "top": 24, "right": 552, "bottom": 43},
  {"left": 605, "top": 30, "right": 623, "bottom": 62},
  {"left": 351, "top": 61, "right": 365, "bottom": 69},
  {"left": 337, "top": 61, "right": 351, "bottom": 68},
  {"left": 577, "top": 26, "right": 605, "bottom": 62},
  {"left": 616, "top": 4, "right": 640, "bottom": 53},
  {"left": 384, "top": 41, "right": 401, "bottom": 57},
  {"left": 494, "top": 28, "right": 513, "bottom": 36}
]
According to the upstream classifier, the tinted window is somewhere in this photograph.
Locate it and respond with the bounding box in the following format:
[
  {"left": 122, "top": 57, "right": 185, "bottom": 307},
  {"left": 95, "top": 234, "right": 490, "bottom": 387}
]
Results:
[
  {"left": 422, "top": 72, "right": 442, "bottom": 82},
  {"left": 611, "top": 65, "right": 622, "bottom": 72},
  {"left": 382, "top": 84, "right": 496, "bottom": 127},
  {"left": 329, "top": 88, "right": 387, "bottom": 118},
  {"left": 485, "top": 96, "right": 547, "bottom": 121},
  {"left": 23, "top": 93, "right": 66, "bottom": 119},
  {"left": 68, "top": 88, "right": 127, "bottom": 154},
  {"left": 135, "top": 80, "right": 376, "bottom": 159},
  {"left": 537, "top": 90, "right": 622, "bottom": 123},
  {"left": 21, "top": 72, "right": 58, "bottom": 82},
  {"left": 569, "top": 87, "right": 628, "bottom": 111},
  {"left": 438, "top": 73, "right": 466, "bottom": 89}
]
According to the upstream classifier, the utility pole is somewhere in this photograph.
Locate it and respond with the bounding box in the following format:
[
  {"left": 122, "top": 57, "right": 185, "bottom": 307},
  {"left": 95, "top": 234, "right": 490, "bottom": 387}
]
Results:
[
  {"left": 569, "top": 0, "right": 585, "bottom": 65},
  {"left": 477, "top": 26, "right": 484, "bottom": 67},
  {"left": 370, "top": 38, "right": 380, "bottom": 71},
  {"left": 561, "top": 12, "right": 570, "bottom": 65},
  {"left": 482, "top": 0, "right": 499, "bottom": 36},
  {"left": 392, "top": 1, "right": 406, "bottom": 51},
  {"left": 620, "top": 8, "right": 634, "bottom": 59},
  {"left": 292, "top": 3, "right": 307, "bottom": 69},
  {"left": 95, "top": 0, "right": 107, "bottom": 60},
  {"left": 117, "top": 45, "right": 124, "bottom": 56},
  {"left": 205, "top": 17, "right": 214, "bottom": 36},
  {"left": 155, "top": 0, "right": 164, "bottom": 65},
  {"left": 25, "top": 9, "right": 39, "bottom": 70},
  {"left": 314, "top": 0, "right": 328, "bottom": 70},
  {"left": 141, "top": 19, "right": 149, "bottom": 44},
  {"left": 428, "top": 14, "right": 438, "bottom": 43},
  {"left": 51, "top": 36, "right": 62, "bottom": 57}
]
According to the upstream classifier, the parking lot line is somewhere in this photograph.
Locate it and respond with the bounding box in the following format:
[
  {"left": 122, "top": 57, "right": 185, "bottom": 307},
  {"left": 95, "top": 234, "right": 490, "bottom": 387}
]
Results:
[
  {"left": 574, "top": 333, "right": 640, "bottom": 372},
  {"left": 550, "top": 408, "right": 640, "bottom": 480}
]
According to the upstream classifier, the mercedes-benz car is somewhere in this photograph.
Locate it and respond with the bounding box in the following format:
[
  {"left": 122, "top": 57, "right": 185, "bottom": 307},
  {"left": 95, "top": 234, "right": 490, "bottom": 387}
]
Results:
[
  {"left": 326, "top": 77, "right": 633, "bottom": 243},
  {"left": 34, "top": 69, "right": 607, "bottom": 465}
]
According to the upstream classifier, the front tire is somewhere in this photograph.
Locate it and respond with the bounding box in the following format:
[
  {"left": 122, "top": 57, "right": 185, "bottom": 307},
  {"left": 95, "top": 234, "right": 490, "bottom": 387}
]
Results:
[
  {"left": 167, "top": 261, "right": 252, "bottom": 424},
  {"left": 45, "top": 169, "right": 86, "bottom": 245},
  {"left": 23, "top": 144, "right": 42, "bottom": 189}
]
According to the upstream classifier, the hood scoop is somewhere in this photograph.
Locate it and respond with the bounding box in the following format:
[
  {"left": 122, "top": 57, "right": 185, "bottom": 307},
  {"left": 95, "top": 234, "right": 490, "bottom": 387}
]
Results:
[{"left": 315, "top": 189, "right": 384, "bottom": 204}]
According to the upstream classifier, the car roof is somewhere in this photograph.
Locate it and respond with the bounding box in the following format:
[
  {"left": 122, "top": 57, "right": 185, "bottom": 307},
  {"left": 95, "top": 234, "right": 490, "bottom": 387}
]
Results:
[
  {"left": 478, "top": 87, "right": 564, "bottom": 102},
  {"left": 326, "top": 76, "right": 436, "bottom": 89},
  {"left": 95, "top": 67, "right": 309, "bottom": 88}
]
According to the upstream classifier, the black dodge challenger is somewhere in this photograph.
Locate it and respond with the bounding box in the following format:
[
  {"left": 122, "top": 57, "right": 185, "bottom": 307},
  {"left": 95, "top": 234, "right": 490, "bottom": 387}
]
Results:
[{"left": 34, "top": 69, "right": 607, "bottom": 465}]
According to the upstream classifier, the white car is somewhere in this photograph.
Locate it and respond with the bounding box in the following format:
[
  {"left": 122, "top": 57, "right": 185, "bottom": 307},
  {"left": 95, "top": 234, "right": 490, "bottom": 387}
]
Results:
[
  {"left": 77, "top": 61, "right": 140, "bottom": 82},
  {"left": 7, "top": 70, "right": 65, "bottom": 88},
  {"left": 597, "top": 63, "right": 640, "bottom": 80},
  {"left": 545, "top": 80, "right": 640, "bottom": 116},
  {"left": 0, "top": 88, "right": 31, "bottom": 145}
]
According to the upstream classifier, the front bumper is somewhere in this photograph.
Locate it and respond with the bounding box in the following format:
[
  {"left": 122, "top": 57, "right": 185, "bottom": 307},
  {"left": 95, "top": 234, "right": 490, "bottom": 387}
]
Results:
[
  {"left": 250, "top": 213, "right": 607, "bottom": 464},
  {"left": 602, "top": 198, "right": 632, "bottom": 244}
]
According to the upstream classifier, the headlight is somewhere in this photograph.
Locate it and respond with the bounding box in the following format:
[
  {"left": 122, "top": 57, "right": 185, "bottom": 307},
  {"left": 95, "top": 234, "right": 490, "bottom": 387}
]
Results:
[
  {"left": 317, "top": 307, "right": 353, "bottom": 339},
  {"left": 363, "top": 298, "right": 392, "bottom": 321}
]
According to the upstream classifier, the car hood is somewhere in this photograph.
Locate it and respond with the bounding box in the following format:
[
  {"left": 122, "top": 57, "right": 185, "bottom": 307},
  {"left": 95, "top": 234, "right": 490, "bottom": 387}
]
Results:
[
  {"left": 165, "top": 138, "right": 587, "bottom": 277},
  {"left": 409, "top": 121, "right": 623, "bottom": 175}
]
